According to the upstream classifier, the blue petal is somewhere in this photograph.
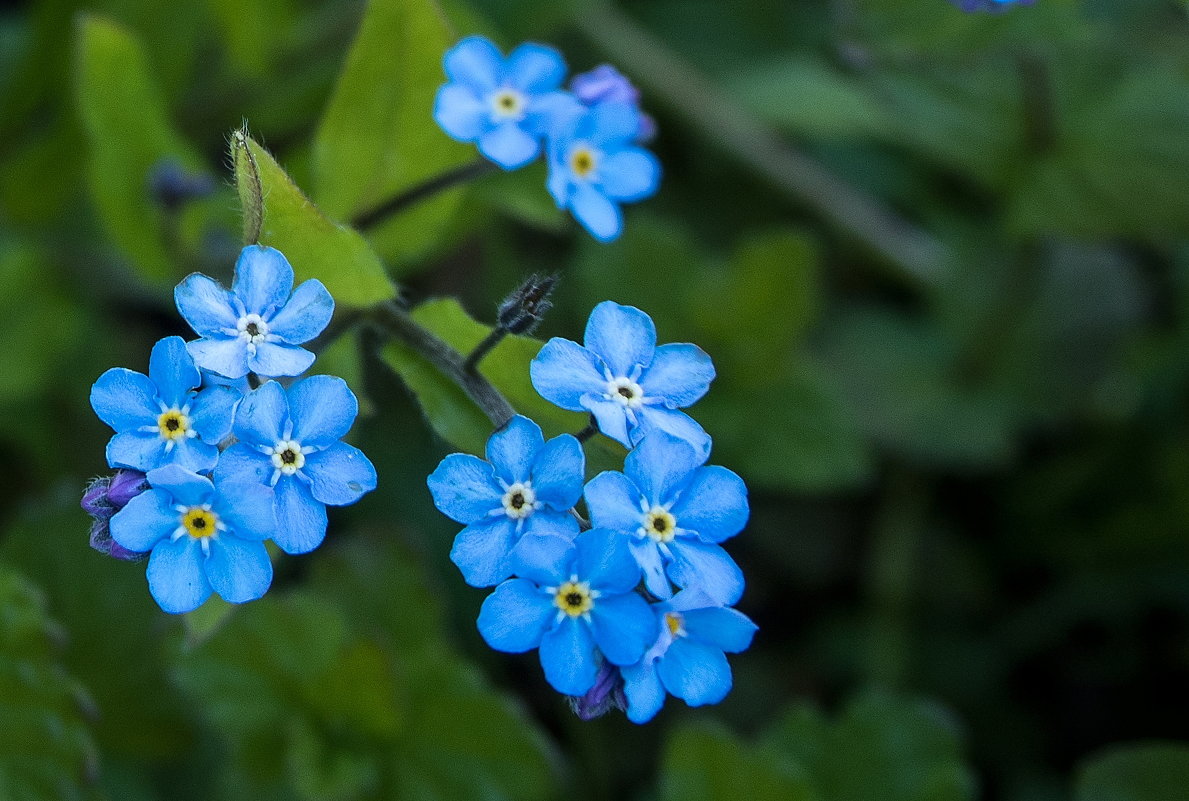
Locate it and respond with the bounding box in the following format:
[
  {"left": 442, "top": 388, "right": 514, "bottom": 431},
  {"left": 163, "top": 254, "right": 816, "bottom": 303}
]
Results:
[
  {"left": 234, "top": 380, "right": 289, "bottom": 447},
  {"left": 504, "top": 42, "right": 566, "bottom": 94},
  {"left": 233, "top": 245, "right": 293, "bottom": 316},
  {"left": 91, "top": 368, "right": 158, "bottom": 432},
  {"left": 583, "top": 397, "right": 631, "bottom": 449},
  {"left": 546, "top": 152, "right": 572, "bottom": 205},
  {"left": 658, "top": 638, "right": 732, "bottom": 706},
  {"left": 622, "top": 661, "right": 666, "bottom": 724},
  {"left": 583, "top": 301, "right": 656, "bottom": 378},
  {"left": 248, "top": 342, "right": 316, "bottom": 378},
  {"left": 288, "top": 375, "right": 357, "bottom": 446},
  {"left": 588, "top": 102, "right": 643, "bottom": 146},
  {"left": 478, "top": 122, "right": 539, "bottom": 169},
  {"left": 486, "top": 415, "right": 543, "bottom": 485},
  {"left": 165, "top": 439, "right": 220, "bottom": 474},
  {"left": 148, "top": 336, "right": 200, "bottom": 408},
  {"left": 145, "top": 465, "right": 214, "bottom": 506},
  {"left": 450, "top": 517, "right": 517, "bottom": 587},
  {"left": 631, "top": 410, "right": 712, "bottom": 464},
  {"left": 444, "top": 36, "right": 501, "bottom": 92},
  {"left": 670, "top": 466, "right": 749, "bottom": 544},
  {"left": 272, "top": 477, "right": 327, "bottom": 554},
  {"left": 187, "top": 337, "right": 249, "bottom": 380},
  {"left": 666, "top": 540, "right": 745, "bottom": 605},
  {"left": 630, "top": 538, "right": 671, "bottom": 600},
  {"left": 426, "top": 453, "right": 502, "bottom": 524},
  {"left": 477, "top": 578, "right": 554, "bottom": 652},
  {"left": 212, "top": 443, "right": 272, "bottom": 486},
  {"left": 524, "top": 91, "right": 585, "bottom": 138},
  {"left": 106, "top": 432, "right": 168, "bottom": 473},
  {"left": 682, "top": 607, "right": 758, "bottom": 654},
  {"left": 520, "top": 510, "right": 580, "bottom": 542},
  {"left": 623, "top": 432, "right": 701, "bottom": 507},
  {"left": 109, "top": 489, "right": 176, "bottom": 552},
  {"left": 530, "top": 338, "right": 607, "bottom": 410},
  {"left": 174, "top": 273, "right": 237, "bottom": 337},
  {"left": 590, "top": 591, "right": 654, "bottom": 665},
  {"left": 189, "top": 385, "right": 239, "bottom": 444},
  {"left": 569, "top": 182, "right": 622, "bottom": 242},
  {"left": 268, "top": 279, "right": 334, "bottom": 345},
  {"left": 212, "top": 479, "right": 276, "bottom": 542},
  {"left": 206, "top": 534, "right": 273, "bottom": 604},
  {"left": 507, "top": 532, "right": 572, "bottom": 585},
  {"left": 575, "top": 528, "right": 640, "bottom": 594},
  {"left": 584, "top": 471, "right": 643, "bottom": 532},
  {"left": 146, "top": 537, "right": 212, "bottom": 614},
  {"left": 642, "top": 343, "right": 715, "bottom": 408},
  {"left": 540, "top": 617, "right": 599, "bottom": 695},
  {"left": 435, "top": 84, "right": 489, "bottom": 141},
  {"left": 530, "top": 434, "right": 584, "bottom": 510},
  {"left": 305, "top": 442, "right": 377, "bottom": 506},
  {"left": 599, "top": 148, "right": 661, "bottom": 202}
]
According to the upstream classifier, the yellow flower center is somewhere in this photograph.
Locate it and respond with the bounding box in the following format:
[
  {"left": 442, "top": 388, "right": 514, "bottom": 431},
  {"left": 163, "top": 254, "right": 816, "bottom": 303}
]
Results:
[
  {"left": 665, "top": 611, "right": 685, "bottom": 637},
  {"left": 644, "top": 507, "right": 677, "bottom": 543},
  {"left": 157, "top": 409, "right": 190, "bottom": 441},
  {"left": 181, "top": 507, "right": 218, "bottom": 539},
  {"left": 490, "top": 89, "right": 525, "bottom": 119},
  {"left": 570, "top": 147, "right": 598, "bottom": 179},
  {"left": 554, "top": 581, "right": 594, "bottom": 617}
]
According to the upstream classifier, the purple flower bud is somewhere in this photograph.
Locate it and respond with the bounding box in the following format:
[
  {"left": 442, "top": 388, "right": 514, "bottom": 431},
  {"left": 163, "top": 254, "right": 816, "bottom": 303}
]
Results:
[
  {"left": 148, "top": 159, "right": 216, "bottom": 211},
  {"left": 569, "top": 659, "right": 626, "bottom": 721},
  {"left": 83, "top": 471, "right": 150, "bottom": 562},
  {"left": 572, "top": 65, "right": 641, "bottom": 106}
]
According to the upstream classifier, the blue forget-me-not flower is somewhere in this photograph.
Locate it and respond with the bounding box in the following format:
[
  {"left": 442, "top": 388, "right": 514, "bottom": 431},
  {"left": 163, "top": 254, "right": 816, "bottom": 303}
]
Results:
[
  {"left": 215, "top": 376, "right": 377, "bottom": 555},
  {"left": 434, "top": 36, "right": 581, "bottom": 169},
  {"left": 545, "top": 102, "right": 661, "bottom": 242},
  {"left": 108, "top": 464, "right": 276, "bottom": 614},
  {"left": 570, "top": 64, "right": 655, "bottom": 142},
  {"left": 175, "top": 245, "right": 333, "bottom": 380},
  {"left": 90, "top": 336, "right": 239, "bottom": 474},
  {"left": 428, "top": 414, "right": 584, "bottom": 587},
  {"left": 621, "top": 588, "right": 758, "bottom": 723},
  {"left": 477, "top": 529, "right": 655, "bottom": 696},
  {"left": 531, "top": 301, "right": 714, "bottom": 454},
  {"left": 584, "top": 432, "right": 749, "bottom": 605}
]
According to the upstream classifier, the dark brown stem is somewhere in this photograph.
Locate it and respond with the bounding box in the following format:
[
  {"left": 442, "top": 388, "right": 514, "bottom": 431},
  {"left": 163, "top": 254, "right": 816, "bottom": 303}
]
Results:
[{"left": 350, "top": 160, "right": 498, "bottom": 231}]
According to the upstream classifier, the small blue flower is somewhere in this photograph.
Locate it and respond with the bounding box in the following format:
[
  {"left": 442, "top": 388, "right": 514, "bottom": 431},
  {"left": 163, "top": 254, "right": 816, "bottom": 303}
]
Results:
[
  {"left": 621, "top": 588, "right": 757, "bottom": 724},
  {"left": 215, "top": 376, "right": 377, "bottom": 555},
  {"left": 90, "top": 336, "right": 239, "bottom": 474},
  {"left": 530, "top": 301, "right": 714, "bottom": 454},
  {"left": 545, "top": 102, "right": 660, "bottom": 241},
  {"left": 108, "top": 464, "right": 277, "bottom": 614},
  {"left": 434, "top": 36, "right": 582, "bottom": 169},
  {"left": 584, "top": 432, "right": 748, "bottom": 605},
  {"left": 477, "top": 530, "right": 655, "bottom": 696},
  {"left": 427, "top": 415, "right": 584, "bottom": 587},
  {"left": 174, "top": 245, "right": 334, "bottom": 380},
  {"left": 570, "top": 65, "right": 655, "bottom": 141}
]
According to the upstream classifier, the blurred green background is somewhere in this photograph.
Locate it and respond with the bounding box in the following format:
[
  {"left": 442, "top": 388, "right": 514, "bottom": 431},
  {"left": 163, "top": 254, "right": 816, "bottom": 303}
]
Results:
[{"left": 3, "top": 0, "right": 1189, "bottom": 798}]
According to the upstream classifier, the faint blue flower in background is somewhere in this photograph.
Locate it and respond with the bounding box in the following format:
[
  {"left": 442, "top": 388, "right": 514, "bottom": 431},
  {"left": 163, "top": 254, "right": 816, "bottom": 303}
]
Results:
[
  {"left": 90, "top": 335, "right": 238, "bottom": 474},
  {"left": 477, "top": 529, "right": 654, "bottom": 696},
  {"left": 216, "top": 376, "right": 377, "bottom": 555},
  {"left": 434, "top": 36, "right": 581, "bottom": 169},
  {"left": 545, "top": 102, "right": 661, "bottom": 241},
  {"left": 584, "top": 432, "right": 749, "bottom": 605},
  {"left": 175, "top": 245, "right": 333, "bottom": 379},
  {"left": 108, "top": 464, "right": 276, "bottom": 613},
  {"left": 570, "top": 64, "right": 655, "bottom": 141},
  {"left": 621, "top": 588, "right": 758, "bottom": 723},
  {"left": 427, "top": 414, "right": 584, "bottom": 587},
  {"left": 531, "top": 301, "right": 713, "bottom": 453}
]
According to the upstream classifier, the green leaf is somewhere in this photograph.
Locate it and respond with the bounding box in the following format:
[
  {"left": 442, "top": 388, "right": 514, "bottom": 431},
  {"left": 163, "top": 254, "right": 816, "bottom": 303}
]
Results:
[
  {"left": 204, "top": 0, "right": 297, "bottom": 78},
  {"left": 74, "top": 14, "right": 200, "bottom": 283},
  {"left": 1075, "top": 742, "right": 1189, "bottom": 801},
  {"left": 660, "top": 722, "right": 816, "bottom": 801},
  {"left": 238, "top": 135, "right": 397, "bottom": 307},
  {"left": 312, "top": 0, "right": 474, "bottom": 269}
]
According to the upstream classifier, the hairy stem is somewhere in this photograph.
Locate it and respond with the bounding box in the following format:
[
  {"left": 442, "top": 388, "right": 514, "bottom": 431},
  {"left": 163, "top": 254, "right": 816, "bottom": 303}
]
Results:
[
  {"left": 351, "top": 160, "right": 498, "bottom": 231},
  {"left": 463, "top": 327, "right": 509, "bottom": 373}
]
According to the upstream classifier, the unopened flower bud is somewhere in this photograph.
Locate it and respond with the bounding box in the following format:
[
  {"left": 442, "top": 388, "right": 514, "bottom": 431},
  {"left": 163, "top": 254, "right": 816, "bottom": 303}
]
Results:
[
  {"left": 497, "top": 273, "right": 558, "bottom": 335},
  {"left": 82, "top": 471, "right": 150, "bottom": 562},
  {"left": 571, "top": 65, "right": 640, "bottom": 106},
  {"left": 569, "top": 659, "right": 626, "bottom": 721},
  {"left": 148, "top": 159, "right": 216, "bottom": 211}
]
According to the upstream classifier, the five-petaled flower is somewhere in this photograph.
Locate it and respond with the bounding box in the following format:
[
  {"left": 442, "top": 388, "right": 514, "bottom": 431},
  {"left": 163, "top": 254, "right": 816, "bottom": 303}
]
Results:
[
  {"left": 531, "top": 301, "right": 714, "bottom": 454},
  {"left": 584, "top": 432, "right": 749, "bottom": 605},
  {"left": 215, "top": 376, "right": 377, "bottom": 555},
  {"left": 427, "top": 414, "right": 584, "bottom": 587},
  {"left": 621, "top": 588, "right": 757, "bottom": 723},
  {"left": 477, "top": 530, "right": 655, "bottom": 696},
  {"left": 434, "top": 36, "right": 581, "bottom": 169},
  {"left": 108, "top": 464, "right": 277, "bottom": 614},
  {"left": 90, "top": 336, "right": 239, "bottom": 474},
  {"left": 175, "top": 245, "right": 334, "bottom": 380}
]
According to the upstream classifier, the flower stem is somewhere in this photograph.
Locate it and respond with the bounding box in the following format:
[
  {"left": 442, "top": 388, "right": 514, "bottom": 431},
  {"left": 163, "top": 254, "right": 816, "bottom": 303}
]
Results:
[
  {"left": 462, "top": 327, "right": 508, "bottom": 374},
  {"left": 371, "top": 301, "right": 516, "bottom": 428},
  {"left": 351, "top": 159, "right": 498, "bottom": 231},
  {"left": 574, "top": 415, "right": 599, "bottom": 443}
]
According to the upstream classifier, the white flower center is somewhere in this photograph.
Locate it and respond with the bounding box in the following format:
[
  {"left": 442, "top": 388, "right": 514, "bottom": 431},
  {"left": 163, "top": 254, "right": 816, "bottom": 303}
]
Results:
[
  {"left": 643, "top": 506, "right": 677, "bottom": 543},
  {"left": 237, "top": 313, "right": 269, "bottom": 344},
  {"left": 489, "top": 88, "right": 526, "bottom": 120},
  {"left": 271, "top": 440, "right": 306, "bottom": 475},
  {"left": 607, "top": 376, "right": 644, "bottom": 408},
  {"left": 501, "top": 482, "right": 536, "bottom": 520}
]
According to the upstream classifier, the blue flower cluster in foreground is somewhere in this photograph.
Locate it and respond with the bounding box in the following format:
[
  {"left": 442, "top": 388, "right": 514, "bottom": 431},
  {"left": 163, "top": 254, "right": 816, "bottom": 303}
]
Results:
[
  {"left": 86, "top": 245, "right": 377, "bottom": 613},
  {"left": 428, "top": 301, "right": 756, "bottom": 723},
  {"left": 951, "top": 0, "right": 1033, "bottom": 11},
  {"left": 434, "top": 36, "right": 660, "bottom": 243}
]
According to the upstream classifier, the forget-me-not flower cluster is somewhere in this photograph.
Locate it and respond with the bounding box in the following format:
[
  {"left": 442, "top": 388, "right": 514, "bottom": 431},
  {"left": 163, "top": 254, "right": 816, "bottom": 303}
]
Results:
[
  {"left": 428, "top": 300, "right": 755, "bottom": 723},
  {"left": 433, "top": 36, "right": 660, "bottom": 243},
  {"left": 86, "top": 244, "right": 376, "bottom": 614}
]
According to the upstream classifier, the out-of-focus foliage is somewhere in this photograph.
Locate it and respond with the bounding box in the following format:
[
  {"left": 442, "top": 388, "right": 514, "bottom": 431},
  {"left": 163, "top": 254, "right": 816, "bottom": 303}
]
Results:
[{"left": 1, "top": 0, "right": 1188, "bottom": 799}]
